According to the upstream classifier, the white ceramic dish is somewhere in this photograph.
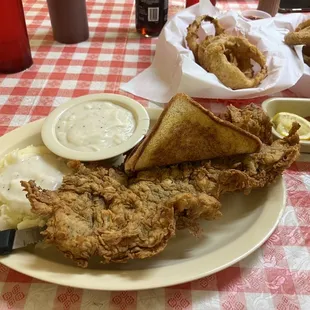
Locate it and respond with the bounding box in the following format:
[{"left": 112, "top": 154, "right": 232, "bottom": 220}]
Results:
[
  {"left": 0, "top": 108, "right": 285, "bottom": 291},
  {"left": 41, "top": 94, "right": 150, "bottom": 161},
  {"left": 241, "top": 9, "right": 271, "bottom": 21},
  {"left": 262, "top": 97, "right": 310, "bottom": 153}
]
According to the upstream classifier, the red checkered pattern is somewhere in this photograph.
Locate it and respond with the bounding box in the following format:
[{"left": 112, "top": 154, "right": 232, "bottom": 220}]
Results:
[{"left": 0, "top": 0, "right": 310, "bottom": 309}]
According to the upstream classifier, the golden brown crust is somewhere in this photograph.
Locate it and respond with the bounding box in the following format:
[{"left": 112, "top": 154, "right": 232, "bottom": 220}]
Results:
[
  {"left": 186, "top": 15, "right": 225, "bottom": 62},
  {"left": 284, "top": 19, "right": 310, "bottom": 46},
  {"left": 124, "top": 93, "right": 262, "bottom": 172},
  {"left": 219, "top": 104, "right": 273, "bottom": 145},
  {"left": 22, "top": 123, "right": 300, "bottom": 267},
  {"left": 186, "top": 16, "right": 267, "bottom": 89},
  {"left": 199, "top": 35, "right": 267, "bottom": 89}
]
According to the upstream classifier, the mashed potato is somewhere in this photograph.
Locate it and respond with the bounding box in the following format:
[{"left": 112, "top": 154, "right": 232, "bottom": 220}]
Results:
[{"left": 0, "top": 146, "right": 69, "bottom": 230}]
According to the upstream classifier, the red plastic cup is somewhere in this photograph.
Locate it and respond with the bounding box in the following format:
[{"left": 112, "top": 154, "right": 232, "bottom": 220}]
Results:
[
  {"left": 0, "top": 0, "right": 33, "bottom": 74},
  {"left": 186, "top": 0, "right": 216, "bottom": 8}
]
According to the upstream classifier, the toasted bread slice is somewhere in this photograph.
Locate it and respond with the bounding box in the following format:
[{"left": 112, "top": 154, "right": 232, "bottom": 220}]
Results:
[{"left": 125, "top": 93, "right": 261, "bottom": 172}]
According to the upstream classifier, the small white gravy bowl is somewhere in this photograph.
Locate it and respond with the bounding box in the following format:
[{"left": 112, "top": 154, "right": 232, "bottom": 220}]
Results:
[
  {"left": 262, "top": 97, "right": 310, "bottom": 153},
  {"left": 41, "top": 93, "right": 150, "bottom": 161}
]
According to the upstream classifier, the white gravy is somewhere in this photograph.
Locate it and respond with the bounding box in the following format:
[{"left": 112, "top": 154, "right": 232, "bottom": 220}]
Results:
[{"left": 55, "top": 101, "right": 136, "bottom": 152}]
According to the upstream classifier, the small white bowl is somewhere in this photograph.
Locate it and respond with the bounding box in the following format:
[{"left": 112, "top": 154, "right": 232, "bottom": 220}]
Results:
[
  {"left": 241, "top": 10, "right": 271, "bottom": 21},
  {"left": 41, "top": 93, "right": 150, "bottom": 161},
  {"left": 262, "top": 97, "right": 310, "bottom": 153}
]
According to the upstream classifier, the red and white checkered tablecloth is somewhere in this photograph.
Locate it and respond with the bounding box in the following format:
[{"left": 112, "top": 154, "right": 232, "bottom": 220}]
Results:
[{"left": 1, "top": 0, "right": 310, "bottom": 309}]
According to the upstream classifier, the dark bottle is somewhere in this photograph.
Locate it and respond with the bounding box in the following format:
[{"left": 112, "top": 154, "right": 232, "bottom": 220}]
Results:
[
  {"left": 0, "top": 0, "right": 33, "bottom": 74},
  {"left": 47, "top": 0, "right": 89, "bottom": 44},
  {"left": 136, "top": 0, "right": 168, "bottom": 37}
]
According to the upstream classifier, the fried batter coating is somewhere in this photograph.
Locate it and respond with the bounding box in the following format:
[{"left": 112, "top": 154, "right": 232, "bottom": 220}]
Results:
[
  {"left": 219, "top": 104, "right": 273, "bottom": 145},
  {"left": 21, "top": 164, "right": 221, "bottom": 267},
  {"left": 285, "top": 19, "right": 310, "bottom": 46},
  {"left": 186, "top": 15, "right": 267, "bottom": 89},
  {"left": 186, "top": 15, "right": 225, "bottom": 62},
  {"left": 224, "top": 50, "right": 254, "bottom": 79},
  {"left": 21, "top": 124, "right": 299, "bottom": 268},
  {"left": 199, "top": 35, "right": 267, "bottom": 89}
]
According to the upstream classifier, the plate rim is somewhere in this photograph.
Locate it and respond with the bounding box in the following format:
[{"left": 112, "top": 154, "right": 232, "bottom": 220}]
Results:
[{"left": 0, "top": 109, "right": 286, "bottom": 291}]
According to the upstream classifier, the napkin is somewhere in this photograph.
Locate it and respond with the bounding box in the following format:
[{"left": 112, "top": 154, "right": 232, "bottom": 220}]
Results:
[
  {"left": 121, "top": 1, "right": 304, "bottom": 103},
  {"left": 274, "top": 13, "right": 310, "bottom": 98}
]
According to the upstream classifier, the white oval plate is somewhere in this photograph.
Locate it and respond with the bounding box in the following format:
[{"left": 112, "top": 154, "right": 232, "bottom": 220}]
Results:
[{"left": 0, "top": 108, "right": 285, "bottom": 291}]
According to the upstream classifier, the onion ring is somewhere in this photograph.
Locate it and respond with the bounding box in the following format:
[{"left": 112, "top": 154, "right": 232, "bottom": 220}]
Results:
[
  {"left": 186, "top": 16, "right": 267, "bottom": 89},
  {"left": 198, "top": 35, "right": 267, "bottom": 89},
  {"left": 284, "top": 19, "right": 310, "bottom": 46},
  {"left": 186, "top": 15, "right": 225, "bottom": 62}
]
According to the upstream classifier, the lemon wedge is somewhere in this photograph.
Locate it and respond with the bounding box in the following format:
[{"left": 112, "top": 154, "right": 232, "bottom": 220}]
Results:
[{"left": 272, "top": 112, "right": 310, "bottom": 140}]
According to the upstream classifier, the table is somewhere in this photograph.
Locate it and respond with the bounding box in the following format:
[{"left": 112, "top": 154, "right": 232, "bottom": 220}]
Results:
[{"left": 0, "top": 0, "right": 310, "bottom": 309}]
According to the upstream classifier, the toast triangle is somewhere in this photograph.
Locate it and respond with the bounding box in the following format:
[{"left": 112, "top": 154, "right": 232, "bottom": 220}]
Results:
[{"left": 125, "top": 93, "right": 261, "bottom": 172}]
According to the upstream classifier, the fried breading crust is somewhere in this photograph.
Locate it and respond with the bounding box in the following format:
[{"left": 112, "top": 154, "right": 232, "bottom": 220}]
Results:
[
  {"left": 186, "top": 15, "right": 267, "bottom": 89},
  {"left": 199, "top": 35, "right": 267, "bottom": 89},
  {"left": 285, "top": 19, "right": 310, "bottom": 46},
  {"left": 21, "top": 125, "right": 299, "bottom": 268},
  {"left": 186, "top": 15, "right": 225, "bottom": 62},
  {"left": 219, "top": 104, "right": 273, "bottom": 145}
]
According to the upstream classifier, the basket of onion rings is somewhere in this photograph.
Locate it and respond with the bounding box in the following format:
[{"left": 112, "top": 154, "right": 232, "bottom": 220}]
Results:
[
  {"left": 121, "top": 1, "right": 303, "bottom": 103},
  {"left": 274, "top": 14, "right": 310, "bottom": 98}
]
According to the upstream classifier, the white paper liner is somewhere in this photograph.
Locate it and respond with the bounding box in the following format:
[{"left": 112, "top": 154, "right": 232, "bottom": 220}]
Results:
[{"left": 121, "top": 1, "right": 303, "bottom": 103}]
